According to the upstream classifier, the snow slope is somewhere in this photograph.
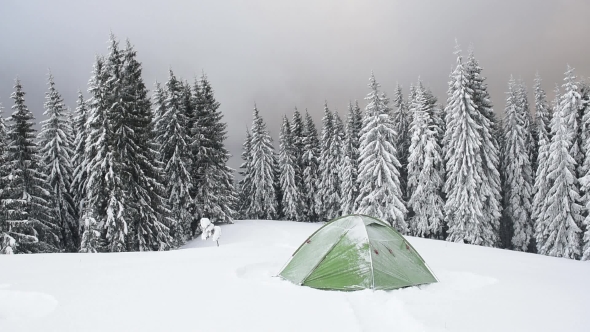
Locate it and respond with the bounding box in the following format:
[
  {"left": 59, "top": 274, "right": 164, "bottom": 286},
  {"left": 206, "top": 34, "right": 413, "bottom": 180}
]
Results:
[{"left": 0, "top": 219, "right": 588, "bottom": 332}]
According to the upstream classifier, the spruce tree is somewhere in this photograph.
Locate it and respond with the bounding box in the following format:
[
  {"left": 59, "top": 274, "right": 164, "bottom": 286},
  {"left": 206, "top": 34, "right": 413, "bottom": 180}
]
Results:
[
  {"left": 517, "top": 81, "right": 536, "bottom": 173},
  {"left": 119, "top": 39, "right": 171, "bottom": 251},
  {"left": 1, "top": 79, "right": 56, "bottom": 253},
  {"left": 537, "top": 66, "right": 583, "bottom": 259},
  {"left": 356, "top": 74, "right": 407, "bottom": 231},
  {"left": 501, "top": 77, "right": 533, "bottom": 251},
  {"left": 71, "top": 91, "right": 89, "bottom": 223},
  {"left": 237, "top": 128, "right": 253, "bottom": 219},
  {"left": 0, "top": 101, "right": 11, "bottom": 253},
  {"left": 38, "top": 72, "right": 78, "bottom": 251},
  {"left": 279, "top": 116, "right": 302, "bottom": 221},
  {"left": 341, "top": 101, "right": 363, "bottom": 215},
  {"left": 578, "top": 81, "right": 590, "bottom": 260},
  {"left": 302, "top": 110, "right": 320, "bottom": 221},
  {"left": 533, "top": 85, "right": 557, "bottom": 254},
  {"left": 83, "top": 55, "right": 110, "bottom": 251},
  {"left": 531, "top": 73, "right": 552, "bottom": 176},
  {"left": 316, "top": 103, "right": 342, "bottom": 220},
  {"left": 193, "top": 74, "right": 236, "bottom": 224},
  {"left": 247, "top": 106, "right": 278, "bottom": 219},
  {"left": 290, "top": 108, "right": 306, "bottom": 205},
  {"left": 465, "top": 49, "right": 502, "bottom": 245},
  {"left": 407, "top": 84, "right": 444, "bottom": 238},
  {"left": 444, "top": 51, "right": 497, "bottom": 246},
  {"left": 154, "top": 70, "right": 193, "bottom": 244},
  {"left": 85, "top": 36, "right": 171, "bottom": 252}
]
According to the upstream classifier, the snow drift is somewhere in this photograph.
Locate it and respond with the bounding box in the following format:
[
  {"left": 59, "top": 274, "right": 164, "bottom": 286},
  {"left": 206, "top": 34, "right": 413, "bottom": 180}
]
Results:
[{"left": 0, "top": 220, "right": 588, "bottom": 332}]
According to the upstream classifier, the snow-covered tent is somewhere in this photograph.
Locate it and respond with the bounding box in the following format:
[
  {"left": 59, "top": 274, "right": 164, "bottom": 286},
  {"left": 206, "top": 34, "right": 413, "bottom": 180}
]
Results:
[{"left": 278, "top": 215, "right": 437, "bottom": 291}]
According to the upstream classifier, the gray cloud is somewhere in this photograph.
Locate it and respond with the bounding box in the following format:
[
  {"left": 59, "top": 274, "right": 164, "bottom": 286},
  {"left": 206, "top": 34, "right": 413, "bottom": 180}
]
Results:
[{"left": 1, "top": 0, "right": 589, "bottom": 171}]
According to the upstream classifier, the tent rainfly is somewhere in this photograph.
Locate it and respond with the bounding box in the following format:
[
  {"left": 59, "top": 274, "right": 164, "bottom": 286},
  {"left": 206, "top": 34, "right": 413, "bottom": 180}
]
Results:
[{"left": 278, "top": 215, "right": 437, "bottom": 291}]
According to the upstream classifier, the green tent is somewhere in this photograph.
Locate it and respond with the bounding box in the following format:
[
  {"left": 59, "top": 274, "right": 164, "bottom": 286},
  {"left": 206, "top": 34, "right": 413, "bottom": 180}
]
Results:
[{"left": 278, "top": 215, "right": 437, "bottom": 291}]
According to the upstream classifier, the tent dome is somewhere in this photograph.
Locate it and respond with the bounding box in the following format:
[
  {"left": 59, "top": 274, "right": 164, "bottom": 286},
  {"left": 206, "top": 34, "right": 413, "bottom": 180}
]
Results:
[{"left": 278, "top": 215, "right": 437, "bottom": 291}]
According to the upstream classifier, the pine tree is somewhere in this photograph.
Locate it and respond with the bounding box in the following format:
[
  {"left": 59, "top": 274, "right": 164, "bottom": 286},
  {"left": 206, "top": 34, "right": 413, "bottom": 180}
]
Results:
[
  {"left": 279, "top": 116, "right": 302, "bottom": 221},
  {"left": 341, "top": 101, "right": 363, "bottom": 215},
  {"left": 332, "top": 110, "right": 345, "bottom": 214},
  {"left": 577, "top": 81, "right": 590, "bottom": 260},
  {"left": 85, "top": 36, "right": 171, "bottom": 252},
  {"left": 71, "top": 91, "right": 89, "bottom": 225},
  {"left": 532, "top": 74, "right": 553, "bottom": 175},
  {"left": 465, "top": 49, "right": 502, "bottom": 246},
  {"left": 0, "top": 101, "right": 11, "bottom": 253},
  {"left": 79, "top": 212, "right": 100, "bottom": 253},
  {"left": 237, "top": 128, "right": 253, "bottom": 219},
  {"left": 290, "top": 108, "right": 306, "bottom": 206},
  {"left": 38, "top": 72, "right": 78, "bottom": 251},
  {"left": 534, "top": 85, "right": 558, "bottom": 253},
  {"left": 247, "top": 106, "right": 278, "bottom": 219},
  {"left": 83, "top": 55, "right": 111, "bottom": 252},
  {"left": 517, "top": 81, "right": 536, "bottom": 173},
  {"left": 537, "top": 66, "right": 583, "bottom": 259},
  {"left": 444, "top": 50, "right": 497, "bottom": 246},
  {"left": 356, "top": 74, "right": 407, "bottom": 231},
  {"left": 154, "top": 70, "right": 193, "bottom": 245},
  {"left": 501, "top": 77, "right": 534, "bottom": 251},
  {"left": 315, "top": 103, "right": 342, "bottom": 220},
  {"left": 1, "top": 79, "right": 57, "bottom": 253},
  {"left": 193, "top": 74, "right": 236, "bottom": 224},
  {"left": 302, "top": 110, "right": 320, "bottom": 221},
  {"left": 407, "top": 84, "right": 444, "bottom": 238},
  {"left": 119, "top": 39, "right": 171, "bottom": 251}
]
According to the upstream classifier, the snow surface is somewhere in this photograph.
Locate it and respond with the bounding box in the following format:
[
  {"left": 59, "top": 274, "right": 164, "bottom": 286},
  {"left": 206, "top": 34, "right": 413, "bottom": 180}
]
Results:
[{"left": 0, "top": 219, "right": 588, "bottom": 332}]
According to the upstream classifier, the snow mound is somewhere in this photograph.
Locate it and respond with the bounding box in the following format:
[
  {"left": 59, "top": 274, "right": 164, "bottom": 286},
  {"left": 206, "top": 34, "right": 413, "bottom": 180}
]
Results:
[{"left": 0, "top": 288, "right": 58, "bottom": 321}]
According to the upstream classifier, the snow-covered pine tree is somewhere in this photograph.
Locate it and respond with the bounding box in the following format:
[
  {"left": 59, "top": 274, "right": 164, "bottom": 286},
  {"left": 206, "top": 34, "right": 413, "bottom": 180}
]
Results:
[
  {"left": 290, "top": 108, "right": 306, "bottom": 206},
  {"left": 356, "top": 74, "right": 407, "bottom": 231},
  {"left": 38, "top": 72, "right": 78, "bottom": 251},
  {"left": 79, "top": 212, "right": 100, "bottom": 253},
  {"left": 83, "top": 55, "right": 110, "bottom": 252},
  {"left": 393, "top": 84, "right": 412, "bottom": 201},
  {"left": 154, "top": 70, "right": 193, "bottom": 245},
  {"left": 501, "top": 76, "right": 534, "bottom": 251},
  {"left": 315, "top": 103, "right": 342, "bottom": 221},
  {"left": 1, "top": 79, "right": 57, "bottom": 253},
  {"left": 247, "top": 106, "right": 278, "bottom": 219},
  {"left": 532, "top": 73, "right": 552, "bottom": 174},
  {"left": 179, "top": 81, "right": 201, "bottom": 235},
  {"left": 71, "top": 91, "right": 89, "bottom": 226},
  {"left": 302, "top": 110, "right": 320, "bottom": 221},
  {"left": 424, "top": 87, "right": 445, "bottom": 148},
  {"left": 517, "top": 81, "right": 536, "bottom": 174},
  {"left": 407, "top": 84, "right": 444, "bottom": 238},
  {"left": 534, "top": 85, "right": 558, "bottom": 254},
  {"left": 237, "top": 128, "right": 253, "bottom": 219},
  {"left": 0, "top": 101, "right": 11, "bottom": 253},
  {"left": 444, "top": 50, "right": 497, "bottom": 246},
  {"left": 577, "top": 81, "right": 590, "bottom": 260},
  {"left": 332, "top": 110, "right": 345, "bottom": 216},
  {"left": 537, "top": 66, "right": 583, "bottom": 259},
  {"left": 341, "top": 101, "right": 363, "bottom": 215},
  {"left": 279, "top": 116, "right": 302, "bottom": 221},
  {"left": 464, "top": 49, "right": 502, "bottom": 245},
  {"left": 119, "top": 39, "right": 171, "bottom": 251},
  {"left": 193, "top": 74, "right": 236, "bottom": 224}
]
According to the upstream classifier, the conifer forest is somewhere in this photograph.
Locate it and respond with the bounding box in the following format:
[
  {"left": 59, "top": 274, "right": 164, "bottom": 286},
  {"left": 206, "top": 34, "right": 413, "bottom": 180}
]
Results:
[{"left": 1, "top": 34, "right": 590, "bottom": 262}]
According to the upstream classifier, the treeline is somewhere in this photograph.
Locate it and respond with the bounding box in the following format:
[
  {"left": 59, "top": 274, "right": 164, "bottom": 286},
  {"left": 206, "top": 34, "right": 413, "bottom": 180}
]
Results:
[
  {"left": 0, "top": 34, "right": 235, "bottom": 254},
  {"left": 237, "top": 47, "right": 590, "bottom": 260}
]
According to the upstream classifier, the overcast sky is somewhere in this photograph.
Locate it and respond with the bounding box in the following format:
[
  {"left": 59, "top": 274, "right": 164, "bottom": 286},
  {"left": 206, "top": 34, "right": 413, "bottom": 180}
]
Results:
[{"left": 1, "top": 0, "right": 589, "bottom": 171}]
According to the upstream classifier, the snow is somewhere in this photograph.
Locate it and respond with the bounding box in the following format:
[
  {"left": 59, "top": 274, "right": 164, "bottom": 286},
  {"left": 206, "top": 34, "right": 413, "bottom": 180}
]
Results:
[{"left": 0, "top": 219, "right": 588, "bottom": 332}]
